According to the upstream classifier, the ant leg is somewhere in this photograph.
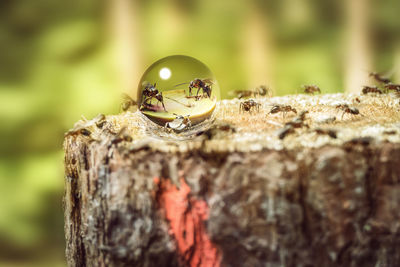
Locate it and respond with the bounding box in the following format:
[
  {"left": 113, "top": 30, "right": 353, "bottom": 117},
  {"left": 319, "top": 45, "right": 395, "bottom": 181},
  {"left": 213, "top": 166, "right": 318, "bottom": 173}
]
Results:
[
  {"left": 195, "top": 87, "right": 201, "bottom": 100},
  {"left": 341, "top": 111, "right": 345, "bottom": 120},
  {"left": 140, "top": 97, "right": 150, "bottom": 110},
  {"left": 160, "top": 100, "right": 167, "bottom": 112}
]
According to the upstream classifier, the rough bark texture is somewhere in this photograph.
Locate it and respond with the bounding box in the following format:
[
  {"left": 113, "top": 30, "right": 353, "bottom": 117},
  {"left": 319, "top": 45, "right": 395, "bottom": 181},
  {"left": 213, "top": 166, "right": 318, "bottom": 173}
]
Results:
[{"left": 64, "top": 94, "right": 400, "bottom": 267}]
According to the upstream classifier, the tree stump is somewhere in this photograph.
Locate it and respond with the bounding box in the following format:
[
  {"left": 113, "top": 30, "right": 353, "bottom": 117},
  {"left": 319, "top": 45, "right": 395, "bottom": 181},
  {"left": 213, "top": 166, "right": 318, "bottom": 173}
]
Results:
[{"left": 64, "top": 93, "right": 400, "bottom": 267}]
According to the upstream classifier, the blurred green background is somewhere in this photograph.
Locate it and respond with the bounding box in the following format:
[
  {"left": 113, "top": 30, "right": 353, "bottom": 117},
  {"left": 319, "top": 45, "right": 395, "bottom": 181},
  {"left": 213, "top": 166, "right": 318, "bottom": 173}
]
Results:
[{"left": 0, "top": 0, "right": 399, "bottom": 265}]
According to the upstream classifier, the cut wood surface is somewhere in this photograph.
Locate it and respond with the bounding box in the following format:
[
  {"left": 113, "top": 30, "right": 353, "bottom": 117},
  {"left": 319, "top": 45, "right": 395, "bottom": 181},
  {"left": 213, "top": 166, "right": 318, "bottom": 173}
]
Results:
[{"left": 64, "top": 93, "right": 400, "bottom": 267}]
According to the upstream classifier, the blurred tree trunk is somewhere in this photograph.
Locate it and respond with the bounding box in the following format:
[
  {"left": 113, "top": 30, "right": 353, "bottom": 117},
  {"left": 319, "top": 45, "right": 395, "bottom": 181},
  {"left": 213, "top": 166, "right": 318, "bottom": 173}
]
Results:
[
  {"left": 242, "top": 3, "right": 275, "bottom": 93},
  {"left": 163, "top": 0, "right": 188, "bottom": 41},
  {"left": 108, "top": 0, "right": 143, "bottom": 99},
  {"left": 344, "top": 0, "right": 373, "bottom": 93}
]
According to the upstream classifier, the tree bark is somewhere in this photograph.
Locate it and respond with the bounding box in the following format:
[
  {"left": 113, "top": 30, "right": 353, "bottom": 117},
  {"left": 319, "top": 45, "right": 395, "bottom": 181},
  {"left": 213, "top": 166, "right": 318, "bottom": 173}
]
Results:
[{"left": 64, "top": 93, "right": 400, "bottom": 267}]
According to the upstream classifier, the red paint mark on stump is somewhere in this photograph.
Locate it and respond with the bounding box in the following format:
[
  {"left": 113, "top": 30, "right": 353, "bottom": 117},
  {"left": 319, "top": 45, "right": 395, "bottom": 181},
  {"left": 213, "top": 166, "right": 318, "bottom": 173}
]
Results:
[{"left": 155, "top": 177, "right": 221, "bottom": 267}]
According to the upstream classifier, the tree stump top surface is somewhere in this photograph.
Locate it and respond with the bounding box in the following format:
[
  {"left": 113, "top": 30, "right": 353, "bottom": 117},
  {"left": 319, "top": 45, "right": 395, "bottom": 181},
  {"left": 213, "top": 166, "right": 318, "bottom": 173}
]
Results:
[
  {"left": 63, "top": 93, "right": 400, "bottom": 267},
  {"left": 67, "top": 93, "right": 400, "bottom": 153}
]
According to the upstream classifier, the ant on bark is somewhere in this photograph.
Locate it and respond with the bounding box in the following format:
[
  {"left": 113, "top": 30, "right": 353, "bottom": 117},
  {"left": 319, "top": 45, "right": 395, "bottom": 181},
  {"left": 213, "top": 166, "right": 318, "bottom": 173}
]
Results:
[
  {"left": 239, "top": 99, "right": 261, "bottom": 113},
  {"left": 269, "top": 105, "right": 297, "bottom": 117},
  {"left": 362, "top": 86, "right": 382, "bottom": 94},
  {"left": 335, "top": 104, "right": 360, "bottom": 119},
  {"left": 369, "top": 72, "right": 391, "bottom": 84},
  {"left": 302, "top": 85, "right": 321, "bottom": 95}
]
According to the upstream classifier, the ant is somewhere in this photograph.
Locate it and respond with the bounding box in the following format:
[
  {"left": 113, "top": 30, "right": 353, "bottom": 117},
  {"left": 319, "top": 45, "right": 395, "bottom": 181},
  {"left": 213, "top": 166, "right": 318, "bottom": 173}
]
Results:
[
  {"left": 165, "top": 114, "right": 191, "bottom": 132},
  {"left": 318, "top": 116, "right": 336, "bottom": 124},
  {"left": 369, "top": 72, "right": 391, "bottom": 84},
  {"left": 110, "top": 127, "right": 133, "bottom": 146},
  {"left": 175, "top": 78, "right": 213, "bottom": 100},
  {"left": 108, "top": 127, "right": 133, "bottom": 149},
  {"left": 383, "top": 130, "right": 396, "bottom": 135},
  {"left": 269, "top": 105, "right": 297, "bottom": 117},
  {"left": 65, "top": 128, "right": 91, "bottom": 138},
  {"left": 285, "top": 110, "right": 309, "bottom": 128},
  {"left": 302, "top": 85, "right": 321, "bottom": 95},
  {"left": 313, "top": 128, "right": 337, "bottom": 139},
  {"left": 253, "top": 85, "right": 270, "bottom": 97},
  {"left": 65, "top": 114, "right": 107, "bottom": 138},
  {"left": 239, "top": 99, "right": 261, "bottom": 113},
  {"left": 384, "top": 83, "right": 400, "bottom": 93},
  {"left": 140, "top": 82, "right": 166, "bottom": 111},
  {"left": 278, "top": 125, "right": 295, "bottom": 140},
  {"left": 196, "top": 123, "right": 236, "bottom": 140},
  {"left": 121, "top": 93, "right": 137, "bottom": 112},
  {"left": 298, "top": 110, "right": 308, "bottom": 121},
  {"left": 362, "top": 86, "right": 382, "bottom": 94},
  {"left": 232, "top": 90, "right": 252, "bottom": 99},
  {"left": 277, "top": 110, "right": 309, "bottom": 140},
  {"left": 335, "top": 104, "right": 360, "bottom": 119},
  {"left": 94, "top": 114, "right": 107, "bottom": 129},
  {"left": 231, "top": 85, "right": 271, "bottom": 99}
]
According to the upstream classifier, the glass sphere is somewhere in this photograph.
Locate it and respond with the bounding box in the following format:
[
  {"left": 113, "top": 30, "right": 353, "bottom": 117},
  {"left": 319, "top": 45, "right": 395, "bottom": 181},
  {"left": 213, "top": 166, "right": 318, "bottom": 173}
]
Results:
[{"left": 137, "top": 55, "right": 220, "bottom": 127}]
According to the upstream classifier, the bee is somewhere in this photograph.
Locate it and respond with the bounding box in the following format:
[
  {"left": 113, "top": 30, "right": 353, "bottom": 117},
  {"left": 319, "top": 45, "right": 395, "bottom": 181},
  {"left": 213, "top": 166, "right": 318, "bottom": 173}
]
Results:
[
  {"left": 165, "top": 114, "right": 192, "bottom": 132},
  {"left": 175, "top": 78, "right": 213, "bottom": 100},
  {"left": 384, "top": 83, "right": 400, "bottom": 92},
  {"left": 313, "top": 128, "right": 337, "bottom": 138},
  {"left": 369, "top": 72, "right": 391, "bottom": 84},
  {"left": 231, "top": 85, "right": 271, "bottom": 99},
  {"left": 362, "top": 86, "right": 382, "bottom": 94},
  {"left": 140, "top": 82, "right": 166, "bottom": 111},
  {"left": 239, "top": 99, "right": 261, "bottom": 113},
  {"left": 121, "top": 93, "right": 137, "bottom": 112},
  {"left": 335, "top": 104, "right": 360, "bottom": 119},
  {"left": 302, "top": 85, "right": 321, "bottom": 95},
  {"left": 269, "top": 105, "right": 297, "bottom": 117}
]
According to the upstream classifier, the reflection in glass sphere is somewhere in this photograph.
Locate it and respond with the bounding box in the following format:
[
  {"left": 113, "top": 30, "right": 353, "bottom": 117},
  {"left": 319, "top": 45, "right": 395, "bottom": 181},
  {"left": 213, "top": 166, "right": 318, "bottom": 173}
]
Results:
[{"left": 137, "top": 55, "right": 220, "bottom": 128}]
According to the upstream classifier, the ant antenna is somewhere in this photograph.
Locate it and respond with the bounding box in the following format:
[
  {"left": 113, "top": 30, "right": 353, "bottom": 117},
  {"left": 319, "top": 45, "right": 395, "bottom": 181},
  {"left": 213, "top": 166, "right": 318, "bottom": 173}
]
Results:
[{"left": 174, "top": 82, "right": 189, "bottom": 87}]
